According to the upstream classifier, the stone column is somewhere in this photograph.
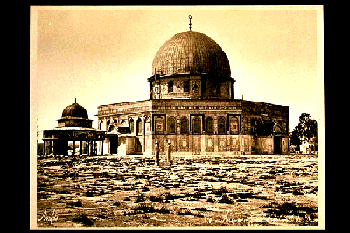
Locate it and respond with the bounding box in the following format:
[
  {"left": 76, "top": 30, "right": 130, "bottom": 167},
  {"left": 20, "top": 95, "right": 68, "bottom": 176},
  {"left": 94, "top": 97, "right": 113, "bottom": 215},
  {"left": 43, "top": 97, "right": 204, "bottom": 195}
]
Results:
[
  {"left": 213, "top": 116, "right": 218, "bottom": 152},
  {"left": 134, "top": 116, "right": 138, "bottom": 136},
  {"left": 155, "top": 141, "right": 160, "bottom": 166},
  {"left": 65, "top": 140, "right": 69, "bottom": 155},
  {"left": 72, "top": 140, "right": 75, "bottom": 156},
  {"left": 43, "top": 141, "right": 46, "bottom": 155},
  {"left": 52, "top": 141, "right": 55, "bottom": 155},
  {"left": 213, "top": 116, "right": 218, "bottom": 135},
  {"left": 49, "top": 140, "right": 52, "bottom": 154},
  {"left": 166, "top": 140, "right": 172, "bottom": 165},
  {"left": 87, "top": 141, "right": 90, "bottom": 156},
  {"left": 141, "top": 115, "right": 145, "bottom": 152}
]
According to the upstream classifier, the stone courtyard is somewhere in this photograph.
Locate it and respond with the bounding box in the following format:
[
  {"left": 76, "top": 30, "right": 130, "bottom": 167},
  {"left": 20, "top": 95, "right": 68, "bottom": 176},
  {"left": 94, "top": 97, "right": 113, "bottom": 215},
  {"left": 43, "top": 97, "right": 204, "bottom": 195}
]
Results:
[{"left": 37, "top": 154, "right": 318, "bottom": 228}]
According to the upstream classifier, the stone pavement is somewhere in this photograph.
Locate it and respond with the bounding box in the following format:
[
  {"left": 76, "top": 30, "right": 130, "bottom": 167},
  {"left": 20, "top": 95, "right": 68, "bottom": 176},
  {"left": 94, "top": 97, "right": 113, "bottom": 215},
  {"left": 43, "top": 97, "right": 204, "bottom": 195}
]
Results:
[{"left": 37, "top": 154, "right": 318, "bottom": 228}]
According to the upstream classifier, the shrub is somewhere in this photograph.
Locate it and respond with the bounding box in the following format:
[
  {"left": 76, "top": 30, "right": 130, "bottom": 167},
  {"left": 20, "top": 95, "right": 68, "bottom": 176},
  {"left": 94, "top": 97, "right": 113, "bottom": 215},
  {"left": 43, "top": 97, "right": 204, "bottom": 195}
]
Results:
[
  {"left": 150, "top": 195, "right": 163, "bottom": 202},
  {"left": 218, "top": 194, "right": 235, "bottom": 204},
  {"left": 113, "top": 201, "right": 121, "bottom": 206},
  {"left": 263, "top": 201, "right": 318, "bottom": 225},
  {"left": 86, "top": 190, "right": 94, "bottom": 197},
  {"left": 212, "top": 186, "right": 229, "bottom": 196},
  {"left": 177, "top": 209, "right": 193, "bottom": 215},
  {"left": 135, "top": 193, "right": 147, "bottom": 203},
  {"left": 72, "top": 214, "right": 94, "bottom": 226},
  {"left": 206, "top": 197, "right": 215, "bottom": 203}
]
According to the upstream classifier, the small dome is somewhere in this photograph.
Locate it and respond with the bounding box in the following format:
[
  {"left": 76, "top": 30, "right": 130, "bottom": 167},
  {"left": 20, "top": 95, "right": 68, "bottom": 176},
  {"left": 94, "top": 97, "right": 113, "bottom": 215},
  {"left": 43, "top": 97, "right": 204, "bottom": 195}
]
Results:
[
  {"left": 152, "top": 31, "right": 231, "bottom": 77},
  {"left": 61, "top": 102, "right": 88, "bottom": 119}
]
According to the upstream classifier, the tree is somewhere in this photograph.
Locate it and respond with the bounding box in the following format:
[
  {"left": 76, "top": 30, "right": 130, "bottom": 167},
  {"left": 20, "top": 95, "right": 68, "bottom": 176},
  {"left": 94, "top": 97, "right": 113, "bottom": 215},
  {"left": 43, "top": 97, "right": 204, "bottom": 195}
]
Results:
[
  {"left": 291, "top": 113, "right": 318, "bottom": 144},
  {"left": 290, "top": 130, "right": 301, "bottom": 146}
]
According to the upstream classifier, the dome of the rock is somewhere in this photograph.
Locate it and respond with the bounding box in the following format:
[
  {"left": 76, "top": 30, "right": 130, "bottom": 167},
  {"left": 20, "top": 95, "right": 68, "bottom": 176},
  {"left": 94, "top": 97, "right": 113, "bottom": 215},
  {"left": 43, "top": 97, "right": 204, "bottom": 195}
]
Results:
[{"left": 152, "top": 31, "right": 231, "bottom": 77}]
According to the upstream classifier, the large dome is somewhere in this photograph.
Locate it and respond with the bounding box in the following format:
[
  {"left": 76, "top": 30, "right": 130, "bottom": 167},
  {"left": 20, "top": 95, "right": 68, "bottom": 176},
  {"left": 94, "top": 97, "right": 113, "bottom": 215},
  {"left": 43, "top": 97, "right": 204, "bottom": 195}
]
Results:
[
  {"left": 152, "top": 31, "right": 231, "bottom": 77},
  {"left": 61, "top": 102, "right": 88, "bottom": 119}
]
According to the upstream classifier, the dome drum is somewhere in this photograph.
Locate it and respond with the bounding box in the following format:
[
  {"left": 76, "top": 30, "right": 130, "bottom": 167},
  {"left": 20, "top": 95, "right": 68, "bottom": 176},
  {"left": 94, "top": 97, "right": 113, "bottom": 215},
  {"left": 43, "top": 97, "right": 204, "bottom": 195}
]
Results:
[{"left": 149, "top": 74, "right": 235, "bottom": 100}]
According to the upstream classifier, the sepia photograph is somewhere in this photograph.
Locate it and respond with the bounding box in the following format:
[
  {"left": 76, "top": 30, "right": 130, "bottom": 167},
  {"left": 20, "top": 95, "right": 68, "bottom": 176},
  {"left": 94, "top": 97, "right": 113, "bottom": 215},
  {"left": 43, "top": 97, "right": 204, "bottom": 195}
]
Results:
[{"left": 30, "top": 5, "right": 324, "bottom": 229}]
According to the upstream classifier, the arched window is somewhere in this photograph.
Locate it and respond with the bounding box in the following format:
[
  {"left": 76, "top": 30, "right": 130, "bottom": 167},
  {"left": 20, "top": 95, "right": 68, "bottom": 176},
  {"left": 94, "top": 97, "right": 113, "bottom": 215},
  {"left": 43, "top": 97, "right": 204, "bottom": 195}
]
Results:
[
  {"left": 180, "top": 117, "right": 188, "bottom": 134},
  {"left": 205, "top": 117, "right": 213, "bottom": 134},
  {"left": 192, "top": 116, "right": 201, "bottom": 134},
  {"left": 229, "top": 116, "right": 239, "bottom": 135},
  {"left": 184, "top": 80, "right": 190, "bottom": 92},
  {"left": 218, "top": 116, "right": 226, "bottom": 135},
  {"left": 167, "top": 116, "right": 176, "bottom": 134},
  {"left": 108, "top": 125, "right": 115, "bottom": 132},
  {"left": 129, "top": 118, "right": 134, "bottom": 133},
  {"left": 168, "top": 81, "right": 173, "bottom": 93},
  {"left": 155, "top": 116, "right": 165, "bottom": 134},
  {"left": 137, "top": 118, "right": 142, "bottom": 135}
]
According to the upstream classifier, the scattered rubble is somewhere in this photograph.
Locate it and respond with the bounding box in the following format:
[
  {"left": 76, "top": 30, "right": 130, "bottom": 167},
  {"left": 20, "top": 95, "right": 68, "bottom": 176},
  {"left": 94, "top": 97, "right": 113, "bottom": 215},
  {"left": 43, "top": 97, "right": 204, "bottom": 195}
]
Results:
[{"left": 37, "top": 154, "right": 318, "bottom": 227}]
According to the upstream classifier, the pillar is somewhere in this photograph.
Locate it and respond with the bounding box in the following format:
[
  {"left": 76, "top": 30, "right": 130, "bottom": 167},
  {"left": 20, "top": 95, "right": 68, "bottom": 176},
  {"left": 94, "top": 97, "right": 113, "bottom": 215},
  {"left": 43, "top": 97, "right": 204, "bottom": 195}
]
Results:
[
  {"left": 155, "top": 141, "right": 160, "bottom": 166},
  {"left": 65, "top": 140, "right": 69, "bottom": 155},
  {"left": 72, "top": 140, "right": 75, "bottom": 156},
  {"left": 213, "top": 116, "right": 219, "bottom": 152},
  {"left": 52, "top": 141, "right": 56, "bottom": 155},
  {"left": 91, "top": 141, "right": 95, "bottom": 156},
  {"left": 142, "top": 115, "right": 145, "bottom": 152},
  {"left": 87, "top": 141, "right": 90, "bottom": 156},
  {"left": 166, "top": 140, "right": 171, "bottom": 165},
  {"left": 80, "top": 141, "right": 82, "bottom": 155},
  {"left": 101, "top": 140, "right": 103, "bottom": 155},
  {"left": 43, "top": 141, "right": 46, "bottom": 155},
  {"left": 49, "top": 140, "right": 52, "bottom": 154},
  {"left": 134, "top": 117, "right": 138, "bottom": 136}
]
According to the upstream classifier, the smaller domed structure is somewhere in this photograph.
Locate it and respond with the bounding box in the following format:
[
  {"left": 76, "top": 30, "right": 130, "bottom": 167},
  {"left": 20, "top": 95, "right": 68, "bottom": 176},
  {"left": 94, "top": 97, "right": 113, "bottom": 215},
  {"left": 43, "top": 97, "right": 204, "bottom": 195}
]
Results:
[
  {"left": 61, "top": 102, "right": 89, "bottom": 119},
  {"left": 43, "top": 99, "right": 106, "bottom": 156},
  {"left": 57, "top": 99, "right": 93, "bottom": 128}
]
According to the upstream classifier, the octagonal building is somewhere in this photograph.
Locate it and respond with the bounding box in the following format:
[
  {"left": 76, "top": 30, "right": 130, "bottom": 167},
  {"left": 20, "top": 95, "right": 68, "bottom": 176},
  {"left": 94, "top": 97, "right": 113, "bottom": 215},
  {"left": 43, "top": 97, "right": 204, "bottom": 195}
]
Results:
[{"left": 96, "top": 29, "right": 289, "bottom": 155}]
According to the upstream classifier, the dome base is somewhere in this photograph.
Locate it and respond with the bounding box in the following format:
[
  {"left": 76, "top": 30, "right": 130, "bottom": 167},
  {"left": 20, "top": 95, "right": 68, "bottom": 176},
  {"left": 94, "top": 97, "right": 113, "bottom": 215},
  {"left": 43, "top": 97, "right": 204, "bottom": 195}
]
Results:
[{"left": 149, "top": 74, "right": 235, "bottom": 100}]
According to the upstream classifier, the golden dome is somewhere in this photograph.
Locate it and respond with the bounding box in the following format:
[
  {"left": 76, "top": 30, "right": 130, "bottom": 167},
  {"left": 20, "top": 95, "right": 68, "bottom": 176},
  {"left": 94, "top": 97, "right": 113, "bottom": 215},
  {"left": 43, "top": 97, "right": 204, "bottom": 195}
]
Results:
[{"left": 152, "top": 31, "right": 231, "bottom": 77}]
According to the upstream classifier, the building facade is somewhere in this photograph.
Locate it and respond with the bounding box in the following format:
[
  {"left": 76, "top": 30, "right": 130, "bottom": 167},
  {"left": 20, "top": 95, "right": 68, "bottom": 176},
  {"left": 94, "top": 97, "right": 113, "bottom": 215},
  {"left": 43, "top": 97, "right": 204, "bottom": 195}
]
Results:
[{"left": 96, "top": 30, "right": 289, "bottom": 155}]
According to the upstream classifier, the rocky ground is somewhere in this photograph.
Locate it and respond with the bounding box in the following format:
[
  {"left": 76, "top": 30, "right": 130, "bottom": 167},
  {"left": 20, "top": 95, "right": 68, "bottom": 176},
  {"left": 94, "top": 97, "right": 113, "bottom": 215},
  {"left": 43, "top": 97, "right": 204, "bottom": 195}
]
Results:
[{"left": 37, "top": 154, "right": 318, "bottom": 228}]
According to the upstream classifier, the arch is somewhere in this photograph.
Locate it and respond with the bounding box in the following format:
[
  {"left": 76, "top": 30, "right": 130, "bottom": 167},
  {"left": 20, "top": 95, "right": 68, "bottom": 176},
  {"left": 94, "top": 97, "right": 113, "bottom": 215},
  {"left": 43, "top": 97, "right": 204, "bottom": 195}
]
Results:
[
  {"left": 137, "top": 118, "right": 143, "bottom": 135},
  {"left": 205, "top": 117, "right": 213, "bottom": 134},
  {"left": 218, "top": 116, "right": 226, "bottom": 135},
  {"left": 229, "top": 116, "right": 239, "bottom": 135},
  {"left": 108, "top": 124, "right": 115, "bottom": 132},
  {"left": 155, "top": 116, "right": 165, "bottom": 134},
  {"left": 168, "top": 81, "right": 173, "bottom": 93},
  {"left": 167, "top": 116, "right": 176, "bottom": 134},
  {"left": 192, "top": 116, "right": 201, "bottom": 134},
  {"left": 129, "top": 118, "right": 134, "bottom": 133},
  {"left": 180, "top": 116, "right": 188, "bottom": 134}
]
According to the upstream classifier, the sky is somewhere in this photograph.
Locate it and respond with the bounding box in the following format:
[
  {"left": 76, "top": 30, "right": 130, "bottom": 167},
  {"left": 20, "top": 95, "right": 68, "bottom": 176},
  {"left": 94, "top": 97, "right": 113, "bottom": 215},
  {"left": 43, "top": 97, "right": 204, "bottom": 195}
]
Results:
[{"left": 31, "top": 6, "right": 324, "bottom": 141}]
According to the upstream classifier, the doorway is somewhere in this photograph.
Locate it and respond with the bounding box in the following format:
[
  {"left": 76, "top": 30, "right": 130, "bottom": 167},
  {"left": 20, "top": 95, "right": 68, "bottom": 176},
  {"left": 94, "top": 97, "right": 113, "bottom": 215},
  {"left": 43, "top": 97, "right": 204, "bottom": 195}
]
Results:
[
  {"left": 109, "top": 136, "right": 118, "bottom": 154},
  {"left": 274, "top": 136, "right": 282, "bottom": 154}
]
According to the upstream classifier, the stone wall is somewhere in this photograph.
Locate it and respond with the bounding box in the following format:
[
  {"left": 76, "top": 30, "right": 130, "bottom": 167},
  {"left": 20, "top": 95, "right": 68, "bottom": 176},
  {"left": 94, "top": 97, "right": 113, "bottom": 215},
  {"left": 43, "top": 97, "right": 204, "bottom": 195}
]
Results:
[{"left": 97, "top": 99, "right": 289, "bottom": 155}]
